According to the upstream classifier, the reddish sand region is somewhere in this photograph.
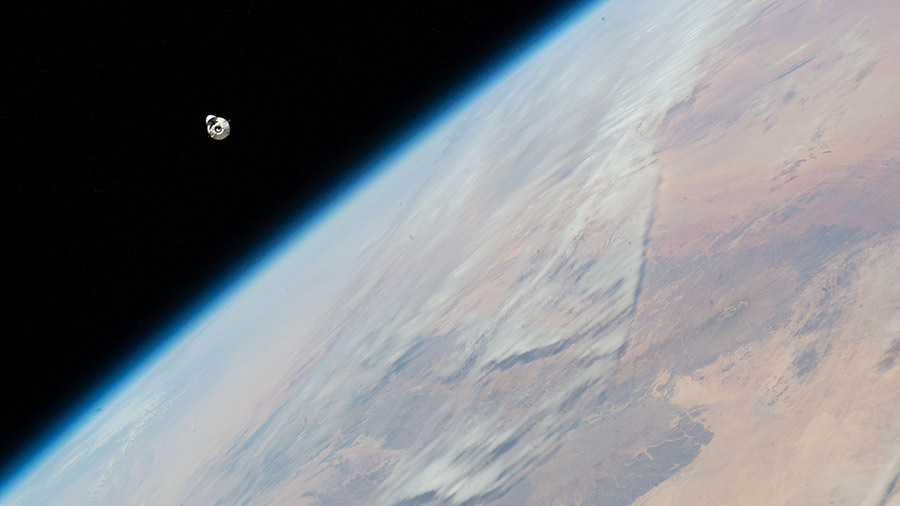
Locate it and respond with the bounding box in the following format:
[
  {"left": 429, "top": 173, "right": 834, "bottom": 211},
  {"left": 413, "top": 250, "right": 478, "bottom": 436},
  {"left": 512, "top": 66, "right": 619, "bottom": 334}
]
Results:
[{"left": 650, "top": 0, "right": 900, "bottom": 261}]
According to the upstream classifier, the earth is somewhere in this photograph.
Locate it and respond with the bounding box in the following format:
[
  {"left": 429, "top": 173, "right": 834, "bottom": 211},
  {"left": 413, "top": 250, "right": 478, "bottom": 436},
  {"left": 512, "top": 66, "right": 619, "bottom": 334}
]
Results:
[{"left": 4, "top": 0, "right": 900, "bottom": 504}]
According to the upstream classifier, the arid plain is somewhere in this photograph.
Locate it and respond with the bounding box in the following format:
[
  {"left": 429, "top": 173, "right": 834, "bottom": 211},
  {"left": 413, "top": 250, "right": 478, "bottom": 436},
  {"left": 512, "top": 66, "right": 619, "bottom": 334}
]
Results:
[{"left": 626, "top": 0, "right": 900, "bottom": 504}]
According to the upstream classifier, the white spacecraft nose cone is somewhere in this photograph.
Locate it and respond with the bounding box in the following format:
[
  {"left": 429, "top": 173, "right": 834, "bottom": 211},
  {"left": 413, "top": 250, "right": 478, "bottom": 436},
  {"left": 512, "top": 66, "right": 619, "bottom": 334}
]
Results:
[{"left": 206, "top": 115, "right": 231, "bottom": 140}]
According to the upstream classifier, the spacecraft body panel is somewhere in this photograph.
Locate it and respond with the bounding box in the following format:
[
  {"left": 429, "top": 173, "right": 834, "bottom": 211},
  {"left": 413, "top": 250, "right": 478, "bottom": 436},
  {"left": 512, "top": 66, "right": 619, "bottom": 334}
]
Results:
[{"left": 206, "top": 115, "right": 231, "bottom": 140}]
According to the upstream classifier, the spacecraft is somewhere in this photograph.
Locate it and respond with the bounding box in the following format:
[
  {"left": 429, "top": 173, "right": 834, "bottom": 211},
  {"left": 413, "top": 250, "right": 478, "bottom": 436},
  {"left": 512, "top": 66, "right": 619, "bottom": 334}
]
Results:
[{"left": 206, "top": 115, "right": 231, "bottom": 140}]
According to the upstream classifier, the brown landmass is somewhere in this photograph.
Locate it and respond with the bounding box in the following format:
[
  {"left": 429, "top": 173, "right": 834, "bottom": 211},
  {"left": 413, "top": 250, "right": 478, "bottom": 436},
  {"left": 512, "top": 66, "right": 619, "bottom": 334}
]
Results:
[
  {"left": 266, "top": 1, "right": 900, "bottom": 503},
  {"left": 479, "top": 1, "right": 900, "bottom": 504},
  {"left": 615, "top": 0, "right": 900, "bottom": 504}
]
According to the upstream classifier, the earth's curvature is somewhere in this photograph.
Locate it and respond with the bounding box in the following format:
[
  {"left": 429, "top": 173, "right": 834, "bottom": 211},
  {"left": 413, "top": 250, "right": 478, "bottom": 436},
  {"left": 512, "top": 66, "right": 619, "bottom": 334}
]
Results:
[{"left": 4, "top": 0, "right": 900, "bottom": 504}]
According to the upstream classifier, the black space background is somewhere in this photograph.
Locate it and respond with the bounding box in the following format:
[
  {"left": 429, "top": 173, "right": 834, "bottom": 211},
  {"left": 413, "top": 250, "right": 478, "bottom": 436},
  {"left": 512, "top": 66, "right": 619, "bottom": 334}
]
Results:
[{"left": 3, "top": 0, "right": 589, "bottom": 482}]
